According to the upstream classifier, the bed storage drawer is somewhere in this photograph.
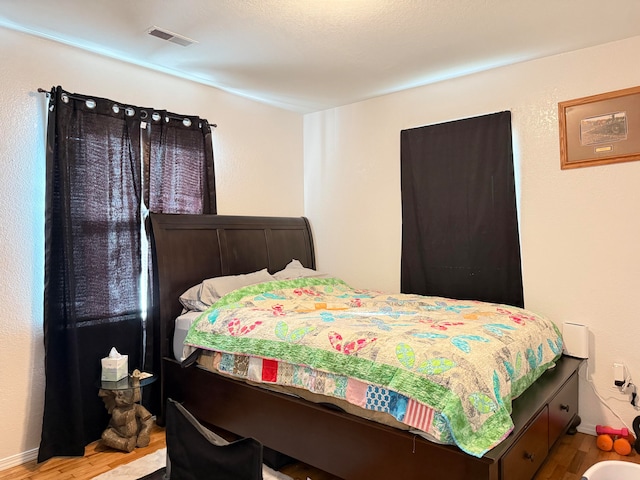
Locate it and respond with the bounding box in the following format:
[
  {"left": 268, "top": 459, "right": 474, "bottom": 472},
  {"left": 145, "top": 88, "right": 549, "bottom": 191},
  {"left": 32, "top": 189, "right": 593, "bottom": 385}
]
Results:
[
  {"left": 548, "top": 371, "right": 578, "bottom": 445},
  {"left": 501, "top": 407, "right": 549, "bottom": 480}
]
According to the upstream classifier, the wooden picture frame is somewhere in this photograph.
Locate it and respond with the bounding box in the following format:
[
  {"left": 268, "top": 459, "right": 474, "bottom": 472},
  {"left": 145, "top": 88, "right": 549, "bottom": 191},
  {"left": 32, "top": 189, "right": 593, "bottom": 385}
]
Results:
[{"left": 559, "top": 86, "right": 640, "bottom": 169}]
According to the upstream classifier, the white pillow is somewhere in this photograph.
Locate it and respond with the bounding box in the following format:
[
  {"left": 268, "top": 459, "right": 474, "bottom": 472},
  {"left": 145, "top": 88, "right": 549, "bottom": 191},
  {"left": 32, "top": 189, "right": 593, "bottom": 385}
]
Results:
[
  {"left": 199, "top": 268, "right": 276, "bottom": 305},
  {"left": 179, "top": 284, "right": 209, "bottom": 312},
  {"left": 179, "top": 269, "right": 277, "bottom": 311},
  {"left": 273, "top": 259, "right": 329, "bottom": 280}
]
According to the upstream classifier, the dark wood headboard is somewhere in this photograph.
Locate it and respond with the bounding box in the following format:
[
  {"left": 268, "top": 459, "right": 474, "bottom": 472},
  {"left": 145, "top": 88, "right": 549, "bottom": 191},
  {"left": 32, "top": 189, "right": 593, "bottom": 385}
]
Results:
[{"left": 149, "top": 213, "right": 315, "bottom": 360}]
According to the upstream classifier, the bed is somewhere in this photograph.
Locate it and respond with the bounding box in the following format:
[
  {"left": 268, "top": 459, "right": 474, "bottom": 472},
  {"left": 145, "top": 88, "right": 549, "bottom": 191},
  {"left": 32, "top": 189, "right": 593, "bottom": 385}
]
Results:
[{"left": 149, "top": 213, "right": 582, "bottom": 480}]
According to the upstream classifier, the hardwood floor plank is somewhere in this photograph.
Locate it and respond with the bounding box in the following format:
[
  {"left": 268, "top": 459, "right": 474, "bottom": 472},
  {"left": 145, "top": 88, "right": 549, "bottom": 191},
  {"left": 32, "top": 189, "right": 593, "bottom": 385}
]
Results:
[
  {"left": 567, "top": 449, "right": 585, "bottom": 475},
  {"left": 0, "top": 424, "right": 165, "bottom": 480}
]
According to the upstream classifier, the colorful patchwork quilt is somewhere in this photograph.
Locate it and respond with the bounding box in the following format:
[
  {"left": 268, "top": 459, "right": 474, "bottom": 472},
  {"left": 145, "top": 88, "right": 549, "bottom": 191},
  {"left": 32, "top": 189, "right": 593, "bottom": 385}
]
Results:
[{"left": 184, "top": 277, "right": 562, "bottom": 457}]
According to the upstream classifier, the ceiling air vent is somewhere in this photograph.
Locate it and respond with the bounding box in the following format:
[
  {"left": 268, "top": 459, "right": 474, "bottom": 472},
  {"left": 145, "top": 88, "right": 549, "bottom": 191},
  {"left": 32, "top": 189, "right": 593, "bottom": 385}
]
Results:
[{"left": 147, "top": 26, "right": 197, "bottom": 47}]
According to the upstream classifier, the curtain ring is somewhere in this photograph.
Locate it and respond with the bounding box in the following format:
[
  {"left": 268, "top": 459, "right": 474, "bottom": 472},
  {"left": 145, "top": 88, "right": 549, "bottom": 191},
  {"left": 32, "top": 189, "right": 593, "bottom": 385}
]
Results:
[
  {"left": 61, "top": 93, "right": 69, "bottom": 103},
  {"left": 182, "top": 118, "right": 192, "bottom": 127},
  {"left": 85, "top": 99, "right": 96, "bottom": 109},
  {"left": 112, "top": 104, "right": 120, "bottom": 114},
  {"left": 125, "top": 107, "right": 135, "bottom": 117},
  {"left": 152, "top": 112, "right": 161, "bottom": 122},
  {"left": 140, "top": 110, "right": 148, "bottom": 120}
]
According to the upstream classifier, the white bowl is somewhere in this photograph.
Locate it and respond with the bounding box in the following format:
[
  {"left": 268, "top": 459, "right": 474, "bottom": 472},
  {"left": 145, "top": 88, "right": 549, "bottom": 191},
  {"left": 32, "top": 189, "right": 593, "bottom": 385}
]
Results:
[{"left": 582, "top": 460, "right": 640, "bottom": 480}]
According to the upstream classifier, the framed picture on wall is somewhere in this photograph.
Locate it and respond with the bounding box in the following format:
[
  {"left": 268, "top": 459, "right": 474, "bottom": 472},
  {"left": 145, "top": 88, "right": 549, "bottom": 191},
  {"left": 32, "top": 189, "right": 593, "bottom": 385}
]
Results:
[{"left": 558, "top": 85, "right": 640, "bottom": 169}]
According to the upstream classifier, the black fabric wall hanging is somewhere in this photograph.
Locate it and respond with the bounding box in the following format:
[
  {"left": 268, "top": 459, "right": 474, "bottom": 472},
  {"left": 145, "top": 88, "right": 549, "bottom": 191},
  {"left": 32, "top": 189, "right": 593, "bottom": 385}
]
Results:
[{"left": 400, "top": 111, "right": 524, "bottom": 307}]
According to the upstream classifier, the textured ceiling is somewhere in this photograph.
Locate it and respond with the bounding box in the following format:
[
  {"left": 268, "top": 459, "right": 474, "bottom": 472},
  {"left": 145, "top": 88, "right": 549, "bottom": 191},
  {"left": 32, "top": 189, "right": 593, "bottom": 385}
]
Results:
[{"left": 1, "top": 0, "right": 639, "bottom": 113}]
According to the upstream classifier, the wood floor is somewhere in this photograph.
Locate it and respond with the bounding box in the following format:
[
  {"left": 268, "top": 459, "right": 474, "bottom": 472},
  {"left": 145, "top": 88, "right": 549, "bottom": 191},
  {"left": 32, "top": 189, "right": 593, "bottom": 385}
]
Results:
[
  {"left": 0, "top": 424, "right": 166, "bottom": 480},
  {"left": 1, "top": 426, "right": 639, "bottom": 480}
]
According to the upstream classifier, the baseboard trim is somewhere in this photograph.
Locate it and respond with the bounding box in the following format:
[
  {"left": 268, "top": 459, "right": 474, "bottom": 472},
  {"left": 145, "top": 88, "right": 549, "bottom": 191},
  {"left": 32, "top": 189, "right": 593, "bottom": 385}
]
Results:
[
  {"left": 577, "top": 422, "right": 597, "bottom": 436},
  {"left": 0, "top": 447, "right": 38, "bottom": 472}
]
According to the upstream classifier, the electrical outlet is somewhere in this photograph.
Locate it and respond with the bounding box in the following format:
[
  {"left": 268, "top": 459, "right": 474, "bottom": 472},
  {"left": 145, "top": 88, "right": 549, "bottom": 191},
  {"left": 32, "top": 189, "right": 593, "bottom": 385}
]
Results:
[{"left": 614, "top": 363, "right": 625, "bottom": 387}]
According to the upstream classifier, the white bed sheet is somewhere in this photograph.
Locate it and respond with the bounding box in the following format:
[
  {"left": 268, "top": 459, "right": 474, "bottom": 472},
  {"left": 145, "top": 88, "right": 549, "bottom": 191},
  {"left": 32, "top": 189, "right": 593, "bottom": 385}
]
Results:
[{"left": 173, "top": 311, "right": 202, "bottom": 362}]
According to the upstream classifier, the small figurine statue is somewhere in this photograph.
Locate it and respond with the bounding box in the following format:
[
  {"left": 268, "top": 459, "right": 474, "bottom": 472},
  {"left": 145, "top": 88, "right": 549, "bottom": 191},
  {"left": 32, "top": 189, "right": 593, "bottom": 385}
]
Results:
[{"left": 98, "top": 369, "right": 153, "bottom": 452}]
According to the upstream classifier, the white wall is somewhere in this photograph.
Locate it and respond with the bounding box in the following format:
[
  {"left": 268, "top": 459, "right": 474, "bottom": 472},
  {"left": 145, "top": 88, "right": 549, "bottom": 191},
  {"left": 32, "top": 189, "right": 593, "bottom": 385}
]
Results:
[
  {"left": 304, "top": 35, "right": 640, "bottom": 436},
  {"left": 0, "top": 27, "right": 303, "bottom": 467}
]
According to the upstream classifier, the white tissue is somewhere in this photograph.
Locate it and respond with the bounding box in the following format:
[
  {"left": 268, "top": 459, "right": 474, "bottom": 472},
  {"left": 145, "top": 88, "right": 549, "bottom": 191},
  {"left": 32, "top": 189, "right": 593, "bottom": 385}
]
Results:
[{"left": 108, "top": 347, "right": 122, "bottom": 358}]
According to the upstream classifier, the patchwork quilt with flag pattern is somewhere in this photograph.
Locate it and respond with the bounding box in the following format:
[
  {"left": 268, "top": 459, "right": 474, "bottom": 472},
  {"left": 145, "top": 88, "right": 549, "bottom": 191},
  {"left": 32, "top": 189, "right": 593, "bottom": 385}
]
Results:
[{"left": 184, "top": 277, "right": 562, "bottom": 457}]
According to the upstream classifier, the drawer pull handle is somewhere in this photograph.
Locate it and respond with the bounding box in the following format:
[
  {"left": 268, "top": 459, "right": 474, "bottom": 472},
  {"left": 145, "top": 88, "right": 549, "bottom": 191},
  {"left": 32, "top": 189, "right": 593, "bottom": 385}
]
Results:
[
  {"left": 560, "top": 403, "right": 570, "bottom": 412},
  {"left": 524, "top": 452, "right": 535, "bottom": 462}
]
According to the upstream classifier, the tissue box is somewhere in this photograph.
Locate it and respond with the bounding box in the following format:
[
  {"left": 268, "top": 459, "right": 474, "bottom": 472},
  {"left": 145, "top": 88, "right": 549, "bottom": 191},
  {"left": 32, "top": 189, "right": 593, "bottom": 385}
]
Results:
[{"left": 101, "top": 355, "right": 128, "bottom": 381}]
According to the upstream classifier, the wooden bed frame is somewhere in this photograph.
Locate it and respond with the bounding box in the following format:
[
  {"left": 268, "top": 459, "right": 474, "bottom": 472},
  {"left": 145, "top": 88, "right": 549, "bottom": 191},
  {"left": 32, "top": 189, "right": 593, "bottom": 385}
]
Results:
[{"left": 149, "top": 213, "right": 582, "bottom": 480}]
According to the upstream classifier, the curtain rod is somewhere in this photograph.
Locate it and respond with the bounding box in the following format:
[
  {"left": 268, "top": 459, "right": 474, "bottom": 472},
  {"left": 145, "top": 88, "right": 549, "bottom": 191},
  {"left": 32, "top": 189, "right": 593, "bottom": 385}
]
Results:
[{"left": 37, "top": 88, "right": 216, "bottom": 128}]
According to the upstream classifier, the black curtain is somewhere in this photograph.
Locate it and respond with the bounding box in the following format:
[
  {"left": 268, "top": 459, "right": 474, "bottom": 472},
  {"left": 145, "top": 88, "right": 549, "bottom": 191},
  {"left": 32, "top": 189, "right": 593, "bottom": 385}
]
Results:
[
  {"left": 400, "top": 111, "right": 523, "bottom": 307},
  {"left": 39, "top": 87, "right": 216, "bottom": 462},
  {"left": 142, "top": 109, "right": 217, "bottom": 417},
  {"left": 145, "top": 112, "right": 216, "bottom": 214}
]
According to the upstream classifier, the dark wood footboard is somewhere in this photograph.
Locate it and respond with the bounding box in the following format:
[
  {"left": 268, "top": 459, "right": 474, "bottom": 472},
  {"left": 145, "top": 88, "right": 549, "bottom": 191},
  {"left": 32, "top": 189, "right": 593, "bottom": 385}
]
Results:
[
  {"left": 162, "top": 357, "right": 497, "bottom": 479},
  {"left": 162, "top": 354, "right": 581, "bottom": 480}
]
